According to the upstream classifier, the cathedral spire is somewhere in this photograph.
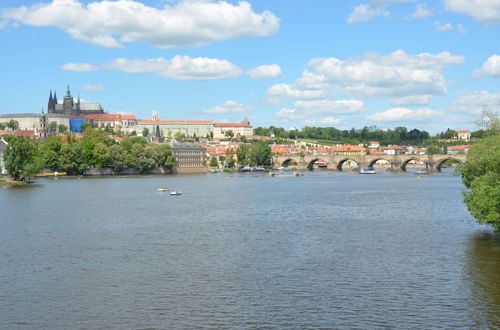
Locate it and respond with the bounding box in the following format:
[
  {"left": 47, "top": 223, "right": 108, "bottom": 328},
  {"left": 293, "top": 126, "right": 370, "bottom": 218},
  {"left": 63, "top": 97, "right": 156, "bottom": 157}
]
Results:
[
  {"left": 53, "top": 91, "right": 58, "bottom": 105},
  {"left": 48, "top": 90, "right": 54, "bottom": 113},
  {"left": 65, "top": 85, "right": 71, "bottom": 98}
]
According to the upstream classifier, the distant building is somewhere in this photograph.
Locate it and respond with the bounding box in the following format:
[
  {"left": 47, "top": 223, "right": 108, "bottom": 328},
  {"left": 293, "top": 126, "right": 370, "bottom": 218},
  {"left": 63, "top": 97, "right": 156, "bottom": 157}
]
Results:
[
  {"left": 331, "top": 145, "right": 367, "bottom": 155},
  {"left": 0, "top": 112, "right": 69, "bottom": 138},
  {"left": 171, "top": 143, "right": 208, "bottom": 173},
  {"left": 0, "top": 138, "right": 7, "bottom": 175},
  {"left": 456, "top": 129, "right": 471, "bottom": 141},
  {"left": 84, "top": 114, "right": 137, "bottom": 130},
  {"left": 138, "top": 119, "right": 214, "bottom": 138},
  {"left": 213, "top": 118, "right": 254, "bottom": 139},
  {"left": 368, "top": 141, "right": 380, "bottom": 149},
  {"left": 447, "top": 145, "right": 471, "bottom": 155},
  {"left": 48, "top": 85, "right": 104, "bottom": 116},
  {"left": 383, "top": 145, "right": 406, "bottom": 155}
]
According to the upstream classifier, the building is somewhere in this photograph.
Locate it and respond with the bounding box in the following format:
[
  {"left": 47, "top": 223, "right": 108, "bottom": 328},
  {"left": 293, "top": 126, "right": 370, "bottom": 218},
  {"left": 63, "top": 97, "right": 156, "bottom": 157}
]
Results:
[
  {"left": 0, "top": 138, "right": 7, "bottom": 175},
  {"left": 383, "top": 145, "right": 406, "bottom": 155},
  {"left": 213, "top": 118, "right": 254, "bottom": 139},
  {"left": 331, "top": 145, "right": 367, "bottom": 155},
  {"left": 368, "top": 141, "right": 380, "bottom": 149},
  {"left": 48, "top": 86, "right": 104, "bottom": 116},
  {"left": 0, "top": 112, "right": 69, "bottom": 137},
  {"left": 447, "top": 145, "right": 471, "bottom": 155},
  {"left": 138, "top": 116, "right": 214, "bottom": 139},
  {"left": 171, "top": 143, "right": 208, "bottom": 173},
  {"left": 456, "top": 129, "right": 471, "bottom": 141},
  {"left": 84, "top": 114, "right": 137, "bottom": 130}
]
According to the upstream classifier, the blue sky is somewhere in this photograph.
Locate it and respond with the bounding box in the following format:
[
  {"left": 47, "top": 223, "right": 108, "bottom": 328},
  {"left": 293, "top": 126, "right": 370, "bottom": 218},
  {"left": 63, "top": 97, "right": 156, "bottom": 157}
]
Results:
[{"left": 1, "top": 0, "right": 499, "bottom": 133}]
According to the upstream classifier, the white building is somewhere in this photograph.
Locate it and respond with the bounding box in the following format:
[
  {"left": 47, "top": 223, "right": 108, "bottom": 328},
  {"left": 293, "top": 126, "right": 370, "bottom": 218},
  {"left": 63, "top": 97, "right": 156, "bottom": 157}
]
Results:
[
  {"left": 456, "top": 129, "right": 471, "bottom": 140},
  {"left": 0, "top": 138, "right": 7, "bottom": 175},
  {"left": 213, "top": 118, "right": 254, "bottom": 139}
]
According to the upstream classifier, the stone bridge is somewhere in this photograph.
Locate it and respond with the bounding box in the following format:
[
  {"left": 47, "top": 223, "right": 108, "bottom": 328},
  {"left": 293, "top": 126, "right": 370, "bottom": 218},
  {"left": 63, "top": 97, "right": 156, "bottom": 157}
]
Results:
[{"left": 272, "top": 154, "right": 466, "bottom": 172}]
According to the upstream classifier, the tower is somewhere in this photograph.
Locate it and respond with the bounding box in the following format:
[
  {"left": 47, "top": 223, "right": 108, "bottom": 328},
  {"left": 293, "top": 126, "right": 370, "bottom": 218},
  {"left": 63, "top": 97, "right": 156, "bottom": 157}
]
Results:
[
  {"left": 63, "top": 85, "right": 74, "bottom": 116},
  {"left": 152, "top": 110, "right": 158, "bottom": 121},
  {"left": 48, "top": 90, "right": 55, "bottom": 113}
]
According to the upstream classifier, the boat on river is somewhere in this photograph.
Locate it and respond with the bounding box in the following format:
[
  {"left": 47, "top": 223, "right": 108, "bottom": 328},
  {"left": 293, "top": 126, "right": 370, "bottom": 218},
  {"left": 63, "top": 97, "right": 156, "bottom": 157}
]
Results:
[
  {"left": 170, "top": 190, "right": 182, "bottom": 196},
  {"left": 359, "top": 167, "right": 376, "bottom": 174},
  {"left": 157, "top": 187, "right": 169, "bottom": 192},
  {"left": 415, "top": 170, "right": 430, "bottom": 175},
  {"left": 269, "top": 171, "right": 302, "bottom": 177}
]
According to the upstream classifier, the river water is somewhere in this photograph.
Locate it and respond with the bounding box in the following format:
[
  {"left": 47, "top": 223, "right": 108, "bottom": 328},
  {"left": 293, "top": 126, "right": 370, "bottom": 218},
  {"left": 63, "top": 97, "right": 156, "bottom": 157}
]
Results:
[{"left": 1, "top": 170, "right": 499, "bottom": 329}]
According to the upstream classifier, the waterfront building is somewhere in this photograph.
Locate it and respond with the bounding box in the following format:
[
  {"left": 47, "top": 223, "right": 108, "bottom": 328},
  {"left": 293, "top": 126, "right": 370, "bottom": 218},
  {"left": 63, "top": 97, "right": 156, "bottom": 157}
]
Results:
[
  {"left": 171, "top": 143, "right": 208, "bottom": 173},
  {"left": 331, "top": 145, "right": 367, "bottom": 155},
  {"left": 48, "top": 86, "right": 104, "bottom": 116},
  {"left": 447, "top": 145, "right": 471, "bottom": 155},
  {"left": 0, "top": 138, "right": 7, "bottom": 175},
  {"left": 382, "top": 145, "right": 406, "bottom": 155}
]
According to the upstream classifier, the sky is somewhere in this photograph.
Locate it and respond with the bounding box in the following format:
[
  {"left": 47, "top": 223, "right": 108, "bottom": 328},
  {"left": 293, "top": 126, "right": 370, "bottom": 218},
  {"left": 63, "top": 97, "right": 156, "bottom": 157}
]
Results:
[{"left": 1, "top": 0, "right": 499, "bottom": 133}]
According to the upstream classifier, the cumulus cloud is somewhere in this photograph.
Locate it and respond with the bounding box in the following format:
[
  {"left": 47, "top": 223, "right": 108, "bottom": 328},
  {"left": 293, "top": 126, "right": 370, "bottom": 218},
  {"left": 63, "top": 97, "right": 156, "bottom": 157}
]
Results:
[
  {"left": 2, "top": 0, "right": 280, "bottom": 48},
  {"left": 275, "top": 108, "right": 304, "bottom": 121},
  {"left": 266, "top": 50, "right": 464, "bottom": 105},
  {"left": 247, "top": 64, "right": 282, "bottom": 79},
  {"left": 295, "top": 99, "right": 365, "bottom": 114},
  {"left": 449, "top": 91, "right": 500, "bottom": 114},
  {"left": 444, "top": 0, "right": 500, "bottom": 24},
  {"left": 366, "top": 107, "right": 444, "bottom": 121},
  {"left": 304, "top": 117, "right": 343, "bottom": 126},
  {"left": 62, "top": 55, "right": 243, "bottom": 80},
  {"left": 347, "top": 4, "right": 390, "bottom": 24},
  {"left": 81, "top": 84, "right": 103, "bottom": 91},
  {"left": 434, "top": 20, "right": 453, "bottom": 32},
  {"left": 410, "top": 3, "right": 432, "bottom": 19},
  {"left": 201, "top": 100, "right": 252, "bottom": 114},
  {"left": 473, "top": 55, "right": 500, "bottom": 78},
  {"left": 390, "top": 95, "right": 433, "bottom": 106},
  {"left": 60, "top": 62, "right": 98, "bottom": 72}
]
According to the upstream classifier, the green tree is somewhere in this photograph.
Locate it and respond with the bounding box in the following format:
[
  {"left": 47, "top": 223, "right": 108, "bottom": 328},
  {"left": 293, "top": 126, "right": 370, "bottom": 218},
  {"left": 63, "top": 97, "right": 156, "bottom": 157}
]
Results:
[
  {"left": 249, "top": 141, "right": 272, "bottom": 166},
  {"left": 60, "top": 142, "right": 87, "bottom": 175},
  {"left": 426, "top": 144, "right": 443, "bottom": 155},
  {"left": 142, "top": 127, "right": 149, "bottom": 137},
  {"left": 225, "top": 130, "right": 234, "bottom": 139},
  {"left": 0, "top": 122, "right": 6, "bottom": 130},
  {"left": 81, "top": 122, "right": 93, "bottom": 132},
  {"left": 49, "top": 121, "right": 58, "bottom": 135},
  {"left": 459, "top": 109, "right": 500, "bottom": 229},
  {"left": 58, "top": 124, "right": 68, "bottom": 134},
  {"left": 236, "top": 144, "right": 249, "bottom": 165},
  {"left": 109, "top": 144, "right": 126, "bottom": 172},
  {"left": 6, "top": 119, "right": 19, "bottom": 131},
  {"left": 209, "top": 156, "right": 218, "bottom": 167},
  {"left": 3, "top": 136, "right": 39, "bottom": 181}
]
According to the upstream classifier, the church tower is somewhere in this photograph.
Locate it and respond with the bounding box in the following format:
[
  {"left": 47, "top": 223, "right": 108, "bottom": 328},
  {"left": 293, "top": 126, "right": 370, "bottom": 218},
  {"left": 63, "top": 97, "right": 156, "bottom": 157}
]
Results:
[
  {"left": 48, "top": 90, "right": 55, "bottom": 113},
  {"left": 63, "top": 85, "right": 74, "bottom": 116},
  {"left": 152, "top": 110, "right": 158, "bottom": 121}
]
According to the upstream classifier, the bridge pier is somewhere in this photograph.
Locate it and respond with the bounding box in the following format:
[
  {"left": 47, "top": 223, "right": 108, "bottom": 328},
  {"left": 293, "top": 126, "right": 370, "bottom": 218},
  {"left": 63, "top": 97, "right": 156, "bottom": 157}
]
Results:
[
  {"left": 390, "top": 161, "right": 404, "bottom": 172},
  {"left": 426, "top": 161, "right": 437, "bottom": 173}
]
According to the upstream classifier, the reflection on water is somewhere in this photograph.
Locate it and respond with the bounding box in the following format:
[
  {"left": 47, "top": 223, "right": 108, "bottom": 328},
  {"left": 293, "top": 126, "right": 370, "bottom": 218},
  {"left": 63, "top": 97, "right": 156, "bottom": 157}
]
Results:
[
  {"left": 466, "top": 231, "right": 500, "bottom": 328},
  {"left": 1, "top": 170, "right": 499, "bottom": 328}
]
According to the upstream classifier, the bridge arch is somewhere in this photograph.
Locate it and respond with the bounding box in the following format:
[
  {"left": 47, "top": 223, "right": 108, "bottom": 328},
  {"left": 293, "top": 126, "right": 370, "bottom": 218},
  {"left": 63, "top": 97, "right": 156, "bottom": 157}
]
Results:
[
  {"left": 306, "top": 158, "right": 328, "bottom": 170},
  {"left": 367, "top": 158, "right": 392, "bottom": 168},
  {"left": 280, "top": 158, "right": 299, "bottom": 167},
  {"left": 336, "top": 158, "right": 359, "bottom": 171},
  {"left": 435, "top": 157, "right": 463, "bottom": 172},
  {"left": 401, "top": 157, "right": 426, "bottom": 172}
]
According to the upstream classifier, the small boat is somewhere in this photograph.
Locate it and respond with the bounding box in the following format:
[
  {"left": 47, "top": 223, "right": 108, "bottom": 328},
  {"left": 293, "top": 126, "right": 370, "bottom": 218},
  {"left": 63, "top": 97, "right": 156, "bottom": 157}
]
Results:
[
  {"left": 240, "top": 166, "right": 252, "bottom": 172},
  {"left": 415, "top": 170, "right": 430, "bottom": 175},
  {"left": 359, "top": 167, "right": 376, "bottom": 174},
  {"left": 253, "top": 167, "right": 265, "bottom": 171},
  {"left": 208, "top": 169, "right": 219, "bottom": 173},
  {"left": 170, "top": 190, "right": 181, "bottom": 196},
  {"left": 157, "top": 187, "right": 169, "bottom": 192}
]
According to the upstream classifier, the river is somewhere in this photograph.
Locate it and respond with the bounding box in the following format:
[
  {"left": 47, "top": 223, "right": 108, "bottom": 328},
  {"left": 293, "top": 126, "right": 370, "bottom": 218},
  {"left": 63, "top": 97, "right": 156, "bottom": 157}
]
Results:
[{"left": 1, "top": 170, "right": 499, "bottom": 329}]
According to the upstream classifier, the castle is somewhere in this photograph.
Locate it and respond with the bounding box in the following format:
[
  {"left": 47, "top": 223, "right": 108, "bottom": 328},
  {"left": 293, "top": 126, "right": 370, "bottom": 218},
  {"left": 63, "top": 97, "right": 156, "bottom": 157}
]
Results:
[{"left": 47, "top": 85, "right": 104, "bottom": 116}]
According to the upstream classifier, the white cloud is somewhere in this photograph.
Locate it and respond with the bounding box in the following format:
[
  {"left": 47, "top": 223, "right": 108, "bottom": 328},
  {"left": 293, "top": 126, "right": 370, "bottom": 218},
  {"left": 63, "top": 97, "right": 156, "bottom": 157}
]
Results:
[
  {"left": 201, "top": 100, "right": 252, "bottom": 114},
  {"left": 304, "top": 117, "right": 343, "bottom": 126},
  {"left": 275, "top": 108, "right": 303, "bottom": 121},
  {"left": 390, "top": 95, "right": 433, "bottom": 106},
  {"left": 266, "top": 50, "right": 464, "bottom": 105},
  {"left": 60, "top": 62, "right": 98, "bottom": 72},
  {"left": 2, "top": 0, "right": 280, "bottom": 48},
  {"left": 473, "top": 55, "right": 500, "bottom": 78},
  {"left": 410, "top": 4, "right": 432, "bottom": 19},
  {"left": 444, "top": 0, "right": 500, "bottom": 24},
  {"left": 295, "top": 99, "right": 365, "bottom": 114},
  {"left": 367, "top": 107, "right": 444, "bottom": 121},
  {"left": 81, "top": 84, "right": 103, "bottom": 91},
  {"left": 449, "top": 91, "right": 500, "bottom": 115},
  {"left": 434, "top": 20, "right": 453, "bottom": 32},
  {"left": 266, "top": 83, "right": 330, "bottom": 103},
  {"left": 347, "top": 4, "right": 390, "bottom": 24},
  {"left": 457, "top": 23, "right": 466, "bottom": 35},
  {"left": 247, "top": 64, "right": 282, "bottom": 79},
  {"left": 97, "top": 55, "right": 242, "bottom": 80}
]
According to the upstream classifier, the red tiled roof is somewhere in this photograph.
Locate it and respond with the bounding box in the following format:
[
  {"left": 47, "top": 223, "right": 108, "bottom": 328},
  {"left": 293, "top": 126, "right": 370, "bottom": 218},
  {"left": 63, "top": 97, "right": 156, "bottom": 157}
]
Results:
[
  {"left": 448, "top": 145, "right": 471, "bottom": 150},
  {"left": 456, "top": 129, "right": 470, "bottom": 133},
  {"left": 332, "top": 145, "right": 366, "bottom": 152},
  {"left": 138, "top": 120, "right": 213, "bottom": 124},
  {"left": 84, "top": 114, "right": 137, "bottom": 121},
  {"left": 214, "top": 123, "right": 252, "bottom": 127},
  {"left": 13, "top": 130, "right": 35, "bottom": 137}
]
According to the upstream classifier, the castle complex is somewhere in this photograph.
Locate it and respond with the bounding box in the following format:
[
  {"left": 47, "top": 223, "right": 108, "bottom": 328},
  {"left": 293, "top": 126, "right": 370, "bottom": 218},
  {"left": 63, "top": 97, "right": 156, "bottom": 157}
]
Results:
[{"left": 48, "top": 85, "right": 104, "bottom": 116}]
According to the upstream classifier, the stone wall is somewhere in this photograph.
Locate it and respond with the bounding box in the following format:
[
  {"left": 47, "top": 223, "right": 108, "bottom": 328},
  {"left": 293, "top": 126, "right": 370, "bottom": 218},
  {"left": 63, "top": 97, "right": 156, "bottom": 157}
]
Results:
[{"left": 83, "top": 167, "right": 173, "bottom": 176}]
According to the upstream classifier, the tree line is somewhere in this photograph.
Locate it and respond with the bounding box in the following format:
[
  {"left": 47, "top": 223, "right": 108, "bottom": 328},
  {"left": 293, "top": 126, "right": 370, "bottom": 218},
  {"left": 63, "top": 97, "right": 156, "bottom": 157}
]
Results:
[{"left": 2, "top": 127, "right": 176, "bottom": 181}]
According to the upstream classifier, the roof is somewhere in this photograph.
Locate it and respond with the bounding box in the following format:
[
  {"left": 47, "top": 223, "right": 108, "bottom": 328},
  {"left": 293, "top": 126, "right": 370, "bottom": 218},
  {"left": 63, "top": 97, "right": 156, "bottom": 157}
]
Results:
[
  {"left": 55, "top": 103, "right": 103, "bottom": 111},
  {"left": 214, "top": 123, "right": 252, "bottom": 128},
  {"left": 13, "top": 130, "right": 36, "bottom": 137},
  {"left": 456, "top": 129, "right": 470, "bottom": 133},
  {"left": 331, "top": 145, "right": 366, "bottom": 152},
  {"left": 138, "top": 120, "right": 214, "bottom": 125},
  {"left": 448, "top": 145, "right": 471, "bottom": 150},
  {"left": 84, "top": 114, "right": 137, "bottom": 121}
]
